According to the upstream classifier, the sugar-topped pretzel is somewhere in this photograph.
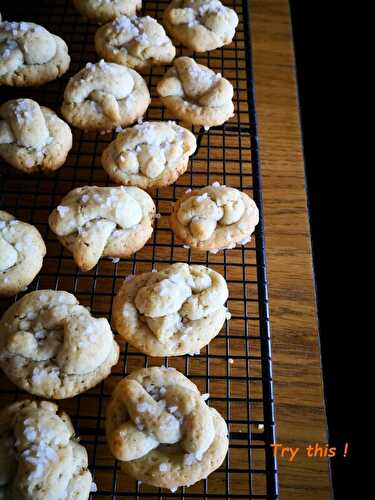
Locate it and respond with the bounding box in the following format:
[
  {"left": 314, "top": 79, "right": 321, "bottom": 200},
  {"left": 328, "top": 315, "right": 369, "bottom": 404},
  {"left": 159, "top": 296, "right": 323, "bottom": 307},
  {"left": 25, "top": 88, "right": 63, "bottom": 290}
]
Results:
[
  {"left": 61, "top": 60, "right": 150, "bottom": 131},
  {"left": 95, "top": 15, "right": 176, "bottom": 72},
  {"left": 0, "top": 20, "right": 70, "bottom": 87},
  {"left": 0, "top": 399, "right": 93, "bottom": 499},
  {"left": 0, "top": 99, "right": 73, "bottom": 173},
  {"left": 0, "top": 290, "right": 119, "bottom": 399},
  {"left": 170, "top": 182, "right": 259, "bottom": 252},
  {"left": 101, "top": 121, "right": 196, "bottom": 189},
  {"left": 0, "top": 210, "right": 46, "bottom": 296},
  {"left": 106, "top": 366, "right": 228, "bottom": 490},
  {"left": 112, "top": 263, "right": 229, "bottom": 356},
  {"left": 49, "top": 186, "right": 156, "bottom": 271},
  {"left": 73, "top": 0, "right": 142, "bottom": 24},
  {"left": 157, "top": 56, "right": 234, "bottom": 127},
  {"left": 164, "top": 0, "right": 238, "bottom": 52}
]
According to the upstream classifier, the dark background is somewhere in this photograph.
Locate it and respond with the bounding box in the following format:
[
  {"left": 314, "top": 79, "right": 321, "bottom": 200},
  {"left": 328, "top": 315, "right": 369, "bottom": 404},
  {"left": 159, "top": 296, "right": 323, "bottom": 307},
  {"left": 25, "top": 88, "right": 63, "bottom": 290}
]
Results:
[{"left": 289, "top": 1, "right": 352, "bottom": 498}]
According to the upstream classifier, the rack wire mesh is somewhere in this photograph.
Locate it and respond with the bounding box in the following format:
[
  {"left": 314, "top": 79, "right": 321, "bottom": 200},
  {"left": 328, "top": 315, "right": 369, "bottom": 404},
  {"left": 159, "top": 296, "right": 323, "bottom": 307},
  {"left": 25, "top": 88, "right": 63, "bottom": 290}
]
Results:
[{"left": 0, "top": 0, "right": 278, "bottom": 498}]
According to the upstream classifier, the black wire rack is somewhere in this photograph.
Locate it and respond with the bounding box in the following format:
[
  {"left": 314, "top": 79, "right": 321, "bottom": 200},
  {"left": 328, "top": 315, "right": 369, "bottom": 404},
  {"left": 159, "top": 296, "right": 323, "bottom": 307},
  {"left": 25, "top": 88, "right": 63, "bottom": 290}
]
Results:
[{"left": 0, "top": 1, "right": 278, "bottom": 498}]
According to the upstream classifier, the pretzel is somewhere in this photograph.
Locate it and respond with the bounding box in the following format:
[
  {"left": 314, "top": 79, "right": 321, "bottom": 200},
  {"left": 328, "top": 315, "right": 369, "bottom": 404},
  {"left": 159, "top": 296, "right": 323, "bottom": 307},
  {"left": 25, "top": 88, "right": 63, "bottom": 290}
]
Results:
[
  {"left": 0, "top": 399, "right": 93, "bottom": 499},
  {"left": 61, "top": 60, "right": 150, "bottom": 131},
  {"left": 156, "top": 56, "right": 234, "bottom": 127},
  {"left": 0, "top": 21, "right": 70, "bottom": 86},
  {"left": 49, "top": 185, "right": 156, "bottom": 271},
  {"left": 0, "top": 290, "right": 120, "bottom": 399},
  {"left": 164, "top": 0, "right": 238, "bottom": 52},
  {"left": 0, "top": 99, "right": 73, "bottom": 173},
  {"left": 73, "top": 0, "right": 142, "bottom": 24},
  {"left": 106, "top": 367, "right": 229, "bottom": 490},
  {"left": 0, "top": 210, "right": 46, "bottom": 297},
  {"left": 112, "top": 263, "right": 229, "bottom": 356},
  {"left": 101, "top": 121, "right": 196, "bottom": 189},
  {"left": 95, "top": 15, "right": 176, "bottom": 72},
  {"left": 170, "top": 182, "right": 259, "bottom": 252}
]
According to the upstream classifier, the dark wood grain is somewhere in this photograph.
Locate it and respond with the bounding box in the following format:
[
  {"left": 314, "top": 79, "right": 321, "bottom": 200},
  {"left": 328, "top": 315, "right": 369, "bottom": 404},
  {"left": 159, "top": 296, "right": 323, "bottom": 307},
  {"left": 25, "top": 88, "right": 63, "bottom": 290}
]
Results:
[{"left": 251, "top": 1, "right": 331, "bottom": 498}]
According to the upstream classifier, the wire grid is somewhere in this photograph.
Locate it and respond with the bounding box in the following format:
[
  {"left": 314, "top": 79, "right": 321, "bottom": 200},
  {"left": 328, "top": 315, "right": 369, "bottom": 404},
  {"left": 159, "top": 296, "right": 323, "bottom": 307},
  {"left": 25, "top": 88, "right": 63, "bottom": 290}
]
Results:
[{"left": 0, "top": 0, "right": 278, "bottom": 498}]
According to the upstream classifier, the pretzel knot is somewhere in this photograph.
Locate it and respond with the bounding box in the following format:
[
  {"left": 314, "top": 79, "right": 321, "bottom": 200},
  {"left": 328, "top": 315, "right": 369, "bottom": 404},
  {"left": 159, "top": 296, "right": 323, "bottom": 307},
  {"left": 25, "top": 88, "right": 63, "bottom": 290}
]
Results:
[
  {"left": 0, "top": 400, "right": 92, "bottom": 500},
  {"left": 0, "top": 290, "right": 119, "bottom": 399},
  {"left": 95, "top": 15, "right": 176, "bottom": 72},
  {"left": 0, "top": 21, "right": 70, "bottom": 86},
  {"left": 101, "top": 121, "right": 197, "bottom": 189},
  {"left": 177, "top": 184, "right": 245, "bottom": 241},
  {"left": 49, "top": 186, "right": 156, "bottom": 271},
  {"left": 61, "top": 60, "right": 150, "bottom": 131},
  {"left": 0, "top": 210, "right": 46, "bottom": 296},
  {"left": 106, "top": 367, "right": 229, "bottom": 489},
  {"left": 170, "top": 183, "right": 260, "bottom": 252},
  {"left": 0, "top": 99, "right": 72, "bottom": 173},
  {"left": 156, "top": 56, "right": 234, "bottom": 127},
  {"left": 113, "top": 263, "right": 228, "bottom": 356},
  {"left": 73, "top": 0, "right": 142, "bottom": 24},
  {"left": 164, "top": 0, "right": 239, "bottom": 52}
]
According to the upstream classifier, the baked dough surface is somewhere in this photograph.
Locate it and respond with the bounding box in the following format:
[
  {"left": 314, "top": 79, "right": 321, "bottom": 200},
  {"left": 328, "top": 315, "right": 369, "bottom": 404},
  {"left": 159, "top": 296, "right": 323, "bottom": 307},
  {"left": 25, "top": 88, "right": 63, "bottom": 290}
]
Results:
[
  {"left": 0, "top": 210, "right": 46, "bottom": 296},
  {"left": 0, "top": 21, "right": 70, "bottom": 86},
  {"left": 157, "top": 56, "right": 234, "bottom": 127},
  {"left": 102, "top": 121, "right": 196, "bottom": 189},
  {"left": 106, "top": 366, "right": 229, "bottom": 490},
  {"left": 95, "top": 15, "right": 175, "bottom": 71},
  {"left": 49, "top": 185, "right": 156, "bottom": 271},
  {"left": 113, "top": 262, "right": 229, "bottom": 356},
  {"left": 170, "top": 183, "right": 259, "bottom": 252},
  {"left": 164, "top": 0, "right": 238, "bottom": 52},
  {"left": 0, "top": 99, "right": 72, "bottom": 173},
  {"left": 61, "top": 61, "right": 150, "bottom": 131},
  {"left": 0, "top": 290, "right": 120, "bottom": 399},
  {"left": 0, "top": 399, "right": 92, "bottom": 500}
]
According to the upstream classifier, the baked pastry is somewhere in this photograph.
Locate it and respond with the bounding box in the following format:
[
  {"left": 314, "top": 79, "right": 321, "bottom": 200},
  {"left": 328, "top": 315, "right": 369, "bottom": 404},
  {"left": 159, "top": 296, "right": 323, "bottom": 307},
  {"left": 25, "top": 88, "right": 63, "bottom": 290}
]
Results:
[
  {"left": 106, "top": 366, "right": 228, "bottom": 490},
  {"left": 101, "top": 121, "right": 196, "bottom": 190},
  {"left": 95, "top": 15, "right": 176, "bottom": 72},
  {"left": 164, "top": 0, "right": 238, "bottom": 52},
  {"left": 0, "top": 399, "right": 93, "bottom": 499},
  {"left": 112, "top": 263, "right": 228, "bottom": 356},
  {"left": 0, "top": 98, "right": 73, "bottom": 173},
  {"left": 156, "top": 56, "right": 234, "bottom": 127},
  {"left": 0, "top": 290, "right": 119, "bottom": 399},
  {"left": 61, "top": 60, "right": 150, "bottom": 131},
  {"left": 170, "top": 182, "right": 259, "bottom": 252},
  {"left": 73, "top": 0, "right": 141, "bottom": 24},
  {"left": 0, "top": 21, "right": 70, "bottom": 87},
  {"left": 0, "top": 211, "right": 46, "bottom": 297},
  {"left": 48, "top": 185, "right": 156, "bottom": 271}
]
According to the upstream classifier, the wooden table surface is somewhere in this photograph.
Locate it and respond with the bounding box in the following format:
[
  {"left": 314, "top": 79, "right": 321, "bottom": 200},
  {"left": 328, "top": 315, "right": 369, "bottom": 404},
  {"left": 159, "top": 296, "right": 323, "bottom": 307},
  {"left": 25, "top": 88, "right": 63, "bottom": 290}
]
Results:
[{"left": 250, "top": 1, "right": 331, "bottom": 498}]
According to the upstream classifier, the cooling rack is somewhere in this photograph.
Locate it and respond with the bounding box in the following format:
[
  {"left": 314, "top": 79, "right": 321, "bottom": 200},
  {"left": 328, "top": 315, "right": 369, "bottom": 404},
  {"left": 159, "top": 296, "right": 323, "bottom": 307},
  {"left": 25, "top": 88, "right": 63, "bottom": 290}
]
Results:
[{"left": 0, "top": 0, "right": 278, "bottom": 498}]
